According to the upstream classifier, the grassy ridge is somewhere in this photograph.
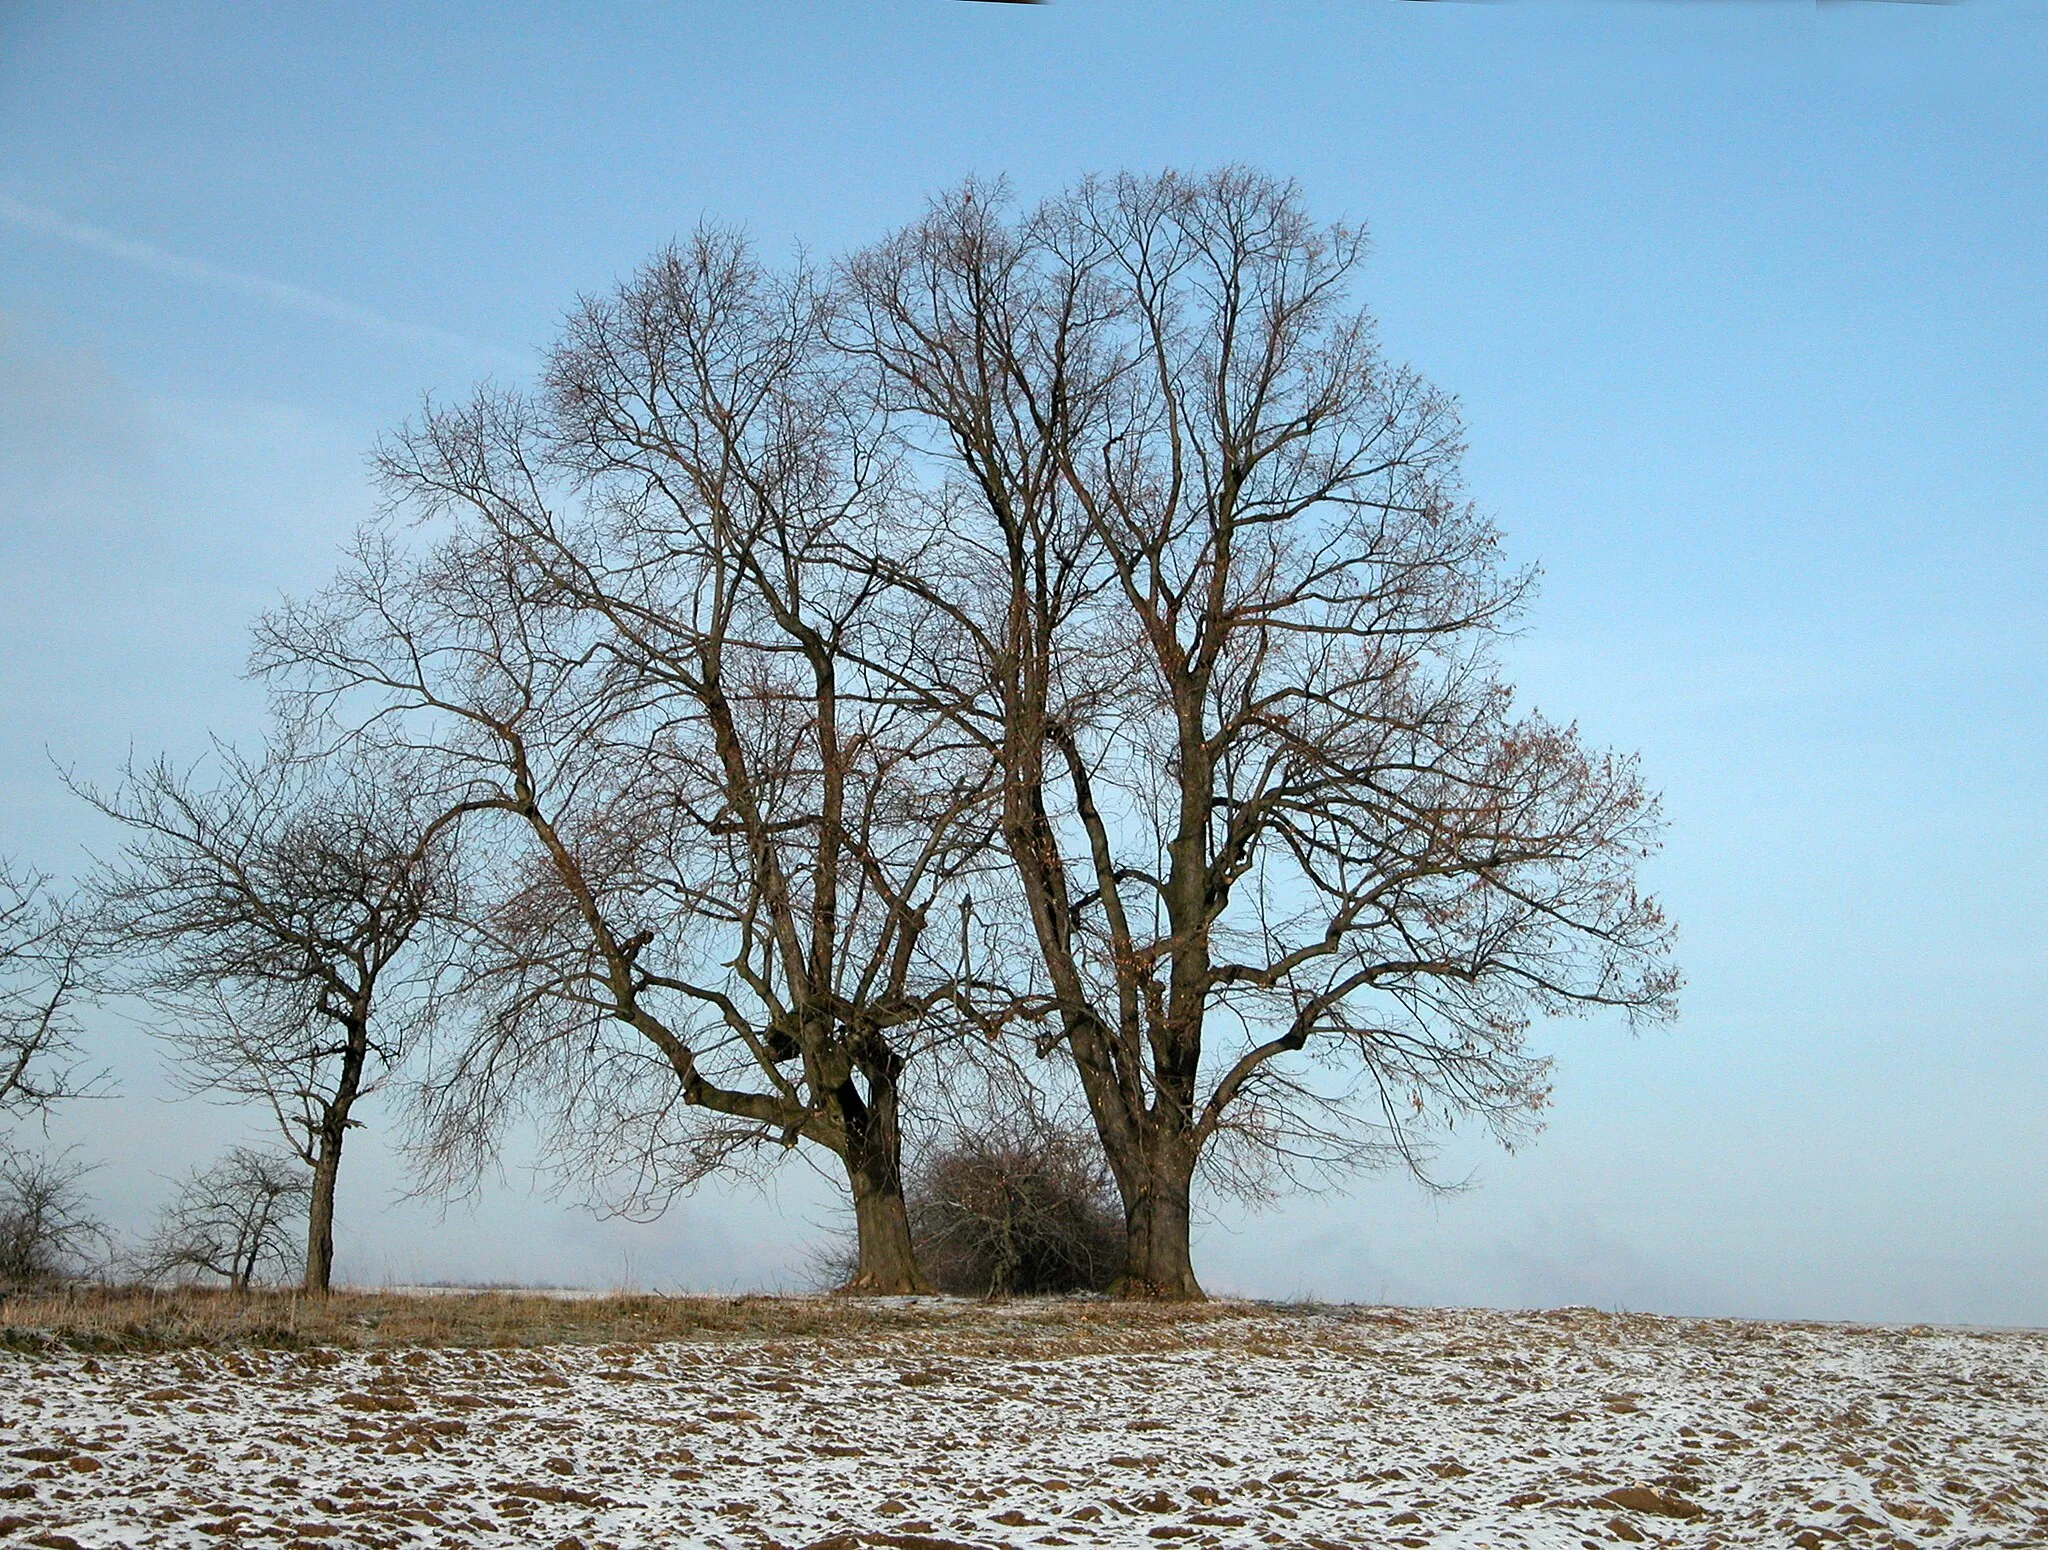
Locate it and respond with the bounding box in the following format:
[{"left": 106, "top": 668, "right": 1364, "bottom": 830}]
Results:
[{"left": 0, "top": 1284, "right": 1281, "bottom": 1354}]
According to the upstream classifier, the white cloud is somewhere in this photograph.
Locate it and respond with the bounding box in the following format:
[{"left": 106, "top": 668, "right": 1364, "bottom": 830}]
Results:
[{"left": 0, "top": 192, "right": 522, "bottom": 367}]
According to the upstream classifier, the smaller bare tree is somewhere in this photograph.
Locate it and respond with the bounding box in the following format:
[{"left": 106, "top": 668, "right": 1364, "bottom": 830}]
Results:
[
  {"left": 0, "top": 1144, "right": 109, "bottom": 1288},
  {"left": 78, "top": 739, "right": 456, "bottom": 1292},
  {"left": 135, "top": 1146, "right": 311, "bottom": 1290},
  {"left": 0, "top": 859, "right": 96, "bottom": 1117}
]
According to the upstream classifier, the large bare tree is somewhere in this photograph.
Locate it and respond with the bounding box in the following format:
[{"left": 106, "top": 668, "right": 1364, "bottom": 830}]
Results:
[
  {"left": 257, "top": 233, "right": 997, "bottom": 1292},
  {"left": 79, "top": 742, "right": 453, "bottom": 1292},
  {"left": 845, "top": 169, "right": 1680, "bottom": 1295}
]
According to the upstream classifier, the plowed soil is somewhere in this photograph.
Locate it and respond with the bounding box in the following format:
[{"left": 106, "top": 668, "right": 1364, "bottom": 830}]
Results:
[{"left": 2, "top": 1299, "right": 2042, "bottom": 1549}]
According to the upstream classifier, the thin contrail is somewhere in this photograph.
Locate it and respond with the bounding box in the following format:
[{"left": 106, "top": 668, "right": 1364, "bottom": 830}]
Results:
[{"left": 0, "top": 192, "right": 524, "bottom": 367}]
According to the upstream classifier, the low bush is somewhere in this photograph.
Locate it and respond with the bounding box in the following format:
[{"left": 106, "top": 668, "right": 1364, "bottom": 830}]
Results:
[{"left": 908, "top": 1122, "right": 1125, "bottom": 1297}]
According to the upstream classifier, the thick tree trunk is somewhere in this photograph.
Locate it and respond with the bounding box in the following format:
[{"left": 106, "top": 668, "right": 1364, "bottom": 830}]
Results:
[
  {"left": 833, "top": 1056, "right": 929, "bottom": 1295},
  {"left": 303, "top": 1014, "right": 369, "bottom": 1294},
  {"left": 1059, "top": 1038, "right": 1208, "bottom": 1300},
  {"left": 1114, "top": 1140, "right": 1203, "bottom": 1300},
  {"left": 844, "top": 1156, "right": 925, "bottom": 1294},
  {"left": 304, "top": 1127, "right": 345, "bottom": 1294}
]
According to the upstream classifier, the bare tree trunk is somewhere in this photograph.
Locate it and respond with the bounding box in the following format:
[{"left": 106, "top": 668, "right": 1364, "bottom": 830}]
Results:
[
  {"left": 304, "top": 1018, "right": 369, "bottom": 1294},
  {"left": 304, "top": 1133, "right": 343, "bottom": 1294},
  {"left": 1058, "top": 1035, "right": 1206, "bottom": 1300},
  {"left": 834, "top": 1054, "right": 928, "bottom": 1295},
  {"left": 1116, "top": 1135, "right": 1202, "bottom": 1300},
  {"left": 845, "top": 1156, "right": 924, "bottom": 1294}
]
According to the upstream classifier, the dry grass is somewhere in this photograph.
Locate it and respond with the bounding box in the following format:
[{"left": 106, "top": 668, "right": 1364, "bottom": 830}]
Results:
[{"left": 0, "top": 1283, "right": 1282, "bottom": 1355}]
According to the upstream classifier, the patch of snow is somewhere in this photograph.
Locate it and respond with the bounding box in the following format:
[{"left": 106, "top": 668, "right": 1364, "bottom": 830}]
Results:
[{"left": 2, "top": 1305, "right": 2042, "bottom": 1548}]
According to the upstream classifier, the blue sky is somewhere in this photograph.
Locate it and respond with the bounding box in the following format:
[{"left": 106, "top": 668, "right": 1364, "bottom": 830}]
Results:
[{"left": 2, "top": 1, "right": 2043, "bottom": 1322}]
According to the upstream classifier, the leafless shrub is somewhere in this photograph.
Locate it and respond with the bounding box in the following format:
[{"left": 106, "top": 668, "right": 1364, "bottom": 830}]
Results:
[
  {"left": 909, "top": 1120, "right": 1124, "bottom": 1296},
  {"left": 133, "top": 1147, "right": 312, "bottom": 1291}
]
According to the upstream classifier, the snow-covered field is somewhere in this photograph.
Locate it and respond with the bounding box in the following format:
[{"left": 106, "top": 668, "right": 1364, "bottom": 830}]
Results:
[{"left": 3, "top": 1301, "right": 2043, "bottom": 1550}]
